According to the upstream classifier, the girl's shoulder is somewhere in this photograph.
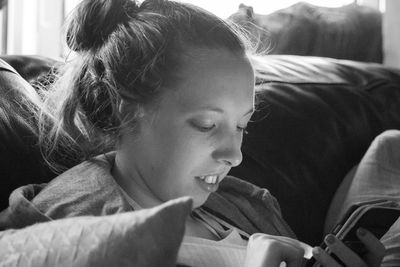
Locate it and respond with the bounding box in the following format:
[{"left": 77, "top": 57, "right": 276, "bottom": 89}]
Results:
[{"left": 28, "top": 153, "right": 131, "bottom": 219}]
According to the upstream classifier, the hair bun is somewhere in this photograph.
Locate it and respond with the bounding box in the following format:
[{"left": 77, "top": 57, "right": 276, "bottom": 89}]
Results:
[{"left": 66, "top": 0, "right": 139, "bottom": 52}]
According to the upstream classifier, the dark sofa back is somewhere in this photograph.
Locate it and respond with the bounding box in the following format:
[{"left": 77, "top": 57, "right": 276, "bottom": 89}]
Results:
[
  {"left": 1, "top": 55, "right": 59, "bottom": 85},
  {"left": 230, "top": 55, "right": 400, "bottom": 244},
  {"left": 1, "top": 55, "right": 400, "bottom": 245},
  {"left": 0, "top": 59, "right": 55, "bottom": 210}
]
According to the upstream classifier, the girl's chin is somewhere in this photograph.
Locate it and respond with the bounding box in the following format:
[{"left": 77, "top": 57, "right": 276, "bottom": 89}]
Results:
[{"left": 190, "top": 193, "right": 211, "bottom": 209}]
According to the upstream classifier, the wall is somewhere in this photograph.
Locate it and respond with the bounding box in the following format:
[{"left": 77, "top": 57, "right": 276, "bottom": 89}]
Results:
[
  {"left": 6, "top": 0, "right": 63, "bottom": 59},
  {"left": 383, "top": 0, "right": 400, "bottom": 68}
]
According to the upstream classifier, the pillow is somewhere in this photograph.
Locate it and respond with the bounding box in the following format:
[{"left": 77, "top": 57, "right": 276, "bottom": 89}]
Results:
[
  {"left": 323, "top": 130, "right": 400, "bottom": 266},
  {"left": 0, "top": 197, "right": 192, "bottom": 267},
  {"left": 324, "top": 130, "right": 400, "bottom": 234}
]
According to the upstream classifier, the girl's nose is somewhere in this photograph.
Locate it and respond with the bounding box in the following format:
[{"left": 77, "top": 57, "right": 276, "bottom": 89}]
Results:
[{"left": 211, "top": 135, "right": 243, "bottom": 167}]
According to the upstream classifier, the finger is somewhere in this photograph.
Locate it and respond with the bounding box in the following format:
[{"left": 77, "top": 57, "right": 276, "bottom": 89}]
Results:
[
  {"left": 357, "top": 228, "right": 386, "bottom": 266},
  {"left": 250, "top": 233, "right": 299, "bottom": 244},
  {"left": 252, "top": 234, "right": 313, "bottom": 259},
  {"left": 324, "top": 234, "right": 366, "bottom": 267},
  {"left": 312, "top": 246, "right": 342, "bottom": 267},
  {"left": 249, "top": 234, "right": 302, "bottom": 251},
  {"left": 279, "top": 243, "right": 304, "bottom": 267},
  {"left": 272, "top": 241, "right": 305, "bottom": 267},
  {"left": 246, "top": 234, "right": 305, "bottom": 267}
]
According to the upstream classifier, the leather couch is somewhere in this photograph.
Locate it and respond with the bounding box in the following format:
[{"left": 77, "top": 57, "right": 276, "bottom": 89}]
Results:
[
  {"left": 1, "top": 54, "right": 400, "bottom": 246},
  {"left": 0, "top": 58, "right": 56, "bottom": 211}
]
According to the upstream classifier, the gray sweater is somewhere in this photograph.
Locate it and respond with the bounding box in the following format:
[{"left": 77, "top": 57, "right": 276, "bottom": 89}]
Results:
[{"left": 0, "top": 153, "right": 295, "bottom": 239}]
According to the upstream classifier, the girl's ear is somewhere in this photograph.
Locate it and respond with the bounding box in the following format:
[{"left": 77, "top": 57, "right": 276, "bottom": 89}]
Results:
[{"left": 118, "top": 99, "right": 145, "bottom": 120}]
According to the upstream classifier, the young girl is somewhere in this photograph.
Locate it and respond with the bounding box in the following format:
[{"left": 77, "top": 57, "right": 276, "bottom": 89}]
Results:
[{"left": 0, "top": 0, "right": 386, "bottom": 266}]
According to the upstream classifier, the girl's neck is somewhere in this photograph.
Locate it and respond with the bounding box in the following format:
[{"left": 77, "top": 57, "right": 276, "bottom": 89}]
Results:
[{"left": 111, "top": 152, "right": 162, "bottom": 209}]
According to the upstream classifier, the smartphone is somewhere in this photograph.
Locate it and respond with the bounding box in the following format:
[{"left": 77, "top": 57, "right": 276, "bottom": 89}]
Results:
[{"left": 306, "top": 201, "right": 400, "bottom": 267}]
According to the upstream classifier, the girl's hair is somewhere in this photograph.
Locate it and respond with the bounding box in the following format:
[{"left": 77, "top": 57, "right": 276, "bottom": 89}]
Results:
[{"left": 39, "top": 0, "right": 251, "bottom": 172}]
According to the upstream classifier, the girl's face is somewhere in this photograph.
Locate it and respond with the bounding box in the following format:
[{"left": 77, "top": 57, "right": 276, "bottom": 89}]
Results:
[{"left": 116, "top": 48, "right": 255, "bottom": 208}]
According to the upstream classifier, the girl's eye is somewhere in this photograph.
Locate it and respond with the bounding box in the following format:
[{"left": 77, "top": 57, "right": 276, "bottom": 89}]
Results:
[
  {"left": 197, "top": 124, "right": 216, "bottom": 132},
  {"left": 190, "top": 121, "right": 216, "bottom": 132}
]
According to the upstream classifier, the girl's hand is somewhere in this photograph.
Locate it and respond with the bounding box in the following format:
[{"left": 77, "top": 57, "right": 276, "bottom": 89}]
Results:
[
  {"left": 313, "top": 228, "right": 386, "bottom": 267},
  {"left": 244, "top": 233, "right": 311, "bottom": 267}
]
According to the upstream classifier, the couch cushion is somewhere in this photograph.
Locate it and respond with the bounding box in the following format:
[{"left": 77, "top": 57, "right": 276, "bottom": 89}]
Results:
[
  {"left": 228, "top": 3, "right": 382, "bottom": 63},
  {"left": 0, "top": 55, "right": 58, "bottom": 86},
  {"left": 229, "top": 55, "right": 400, "bottom": 245}
]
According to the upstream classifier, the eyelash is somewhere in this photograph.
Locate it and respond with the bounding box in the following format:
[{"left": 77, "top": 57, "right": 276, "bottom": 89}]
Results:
[
  {"left": 196, "top": 124, "right": 216, "bottom": 132},
  {"left": 193, "top": 123, "right": 248, "bottom": 135}
]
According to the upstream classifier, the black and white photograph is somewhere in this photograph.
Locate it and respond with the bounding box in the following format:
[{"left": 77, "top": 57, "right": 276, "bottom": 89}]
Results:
[{"left": 0, "top": 0, "right": 399, "bottom": 266}]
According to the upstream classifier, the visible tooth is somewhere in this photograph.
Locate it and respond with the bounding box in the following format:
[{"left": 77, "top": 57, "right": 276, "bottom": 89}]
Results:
[
  {"left": 204, "top": 175, "right": 218, "bottom": 184},
  {"left": 198, "top": 176, "right": 205, "bottom": 180},
  {"left": 205, "top": 176, "right": 214, "bottom": 184}
]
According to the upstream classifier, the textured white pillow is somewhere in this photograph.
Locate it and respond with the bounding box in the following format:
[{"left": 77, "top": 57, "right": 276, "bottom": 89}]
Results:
[{"left": 0, "top": 197, "right": 192, "bottom": 267}]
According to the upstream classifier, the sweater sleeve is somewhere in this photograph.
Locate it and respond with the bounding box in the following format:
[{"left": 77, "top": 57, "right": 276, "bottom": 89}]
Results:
[{"left": 203, "top": 175, "right": 296, "bottom": 238}]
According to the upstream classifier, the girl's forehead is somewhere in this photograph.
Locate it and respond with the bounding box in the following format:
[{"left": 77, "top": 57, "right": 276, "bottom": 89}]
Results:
[
  {"left": 178, "top": 47, "right": 252, "bottom": 71},
  {"left": 160, "top": 50, "right": 255, "bottom": 114},
  {"left": 172, "top": 48, "right": 254, "bottom": 85}
]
